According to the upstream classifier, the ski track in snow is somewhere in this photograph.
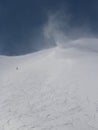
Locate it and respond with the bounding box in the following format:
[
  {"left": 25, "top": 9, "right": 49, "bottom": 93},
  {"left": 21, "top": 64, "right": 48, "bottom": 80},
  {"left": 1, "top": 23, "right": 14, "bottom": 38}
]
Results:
[{"left": 0, "top": 44, "right": 98, "bottom": 130}]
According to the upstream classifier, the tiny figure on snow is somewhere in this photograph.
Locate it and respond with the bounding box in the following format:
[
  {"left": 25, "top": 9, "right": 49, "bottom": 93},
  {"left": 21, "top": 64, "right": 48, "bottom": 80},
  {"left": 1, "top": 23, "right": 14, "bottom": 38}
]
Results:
[{"left": 16, "top": 67, "right": 18, "bottom": 70}]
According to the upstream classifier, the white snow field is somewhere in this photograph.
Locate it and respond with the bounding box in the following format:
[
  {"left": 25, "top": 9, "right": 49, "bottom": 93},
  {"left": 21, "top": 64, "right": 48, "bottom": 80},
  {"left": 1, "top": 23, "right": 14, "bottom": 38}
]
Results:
[{"left": 0, "top": 38, "right": 98, "bottom": 130}]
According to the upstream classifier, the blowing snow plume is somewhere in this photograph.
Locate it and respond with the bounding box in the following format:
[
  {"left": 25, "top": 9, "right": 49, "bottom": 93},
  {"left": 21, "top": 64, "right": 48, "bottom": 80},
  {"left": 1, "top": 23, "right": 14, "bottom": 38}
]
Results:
[{"left": 43, "top": 10, "right": 98, "bottom": 53}]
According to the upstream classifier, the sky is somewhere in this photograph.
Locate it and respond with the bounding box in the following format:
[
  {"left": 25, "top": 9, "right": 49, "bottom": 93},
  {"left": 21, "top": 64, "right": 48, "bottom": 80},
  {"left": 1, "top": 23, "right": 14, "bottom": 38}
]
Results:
[{"left": 0, "top": 0, "right": 98, "bottom": 55}]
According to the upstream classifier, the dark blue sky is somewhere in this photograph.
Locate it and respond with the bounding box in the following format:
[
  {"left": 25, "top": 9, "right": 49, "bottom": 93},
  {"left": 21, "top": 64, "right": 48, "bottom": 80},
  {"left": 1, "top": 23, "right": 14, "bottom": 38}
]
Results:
[{"left": 0, "top": 0, "right": 98, "bottom": 55}]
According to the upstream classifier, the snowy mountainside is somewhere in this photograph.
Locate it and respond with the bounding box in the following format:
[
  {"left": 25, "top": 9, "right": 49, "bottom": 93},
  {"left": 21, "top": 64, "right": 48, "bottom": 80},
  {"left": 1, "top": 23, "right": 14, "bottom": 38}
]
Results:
[{"left": 0, "top": 42, "right": 98, "bottom": 130}]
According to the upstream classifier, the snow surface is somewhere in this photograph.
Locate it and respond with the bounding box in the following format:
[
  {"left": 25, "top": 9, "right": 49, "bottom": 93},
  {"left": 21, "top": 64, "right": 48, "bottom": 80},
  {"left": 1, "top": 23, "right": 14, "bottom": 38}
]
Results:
[{"left": 0, "top": 39, "right": 98, "bottom": 130}]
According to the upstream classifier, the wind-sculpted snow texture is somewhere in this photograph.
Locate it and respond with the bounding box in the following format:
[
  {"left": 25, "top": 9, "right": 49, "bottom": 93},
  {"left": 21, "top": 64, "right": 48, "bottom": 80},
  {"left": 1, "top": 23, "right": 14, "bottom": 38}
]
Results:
[{"left": 0, "top": 38, "right": 98, "bottom": 130}]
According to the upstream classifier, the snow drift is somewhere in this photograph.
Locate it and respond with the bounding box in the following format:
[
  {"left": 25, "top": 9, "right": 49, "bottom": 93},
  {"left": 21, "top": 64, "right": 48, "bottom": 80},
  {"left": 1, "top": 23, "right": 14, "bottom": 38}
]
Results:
[{"left": 0, "top": 38, "right": 98, "bottom": 130}]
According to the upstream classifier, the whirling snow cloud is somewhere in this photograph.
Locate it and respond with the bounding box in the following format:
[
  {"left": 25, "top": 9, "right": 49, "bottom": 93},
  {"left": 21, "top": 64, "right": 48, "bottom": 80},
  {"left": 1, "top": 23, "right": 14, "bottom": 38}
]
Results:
[{"left": 43, "top": 9, "right": 98, "bottom": 53}]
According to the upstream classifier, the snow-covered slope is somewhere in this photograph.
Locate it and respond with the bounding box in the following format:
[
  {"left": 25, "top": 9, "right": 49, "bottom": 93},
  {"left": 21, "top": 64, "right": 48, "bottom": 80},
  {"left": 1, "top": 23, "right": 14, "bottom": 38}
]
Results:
[{"left": 0, "top": 41, "right": 98, "bottom": 130}]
